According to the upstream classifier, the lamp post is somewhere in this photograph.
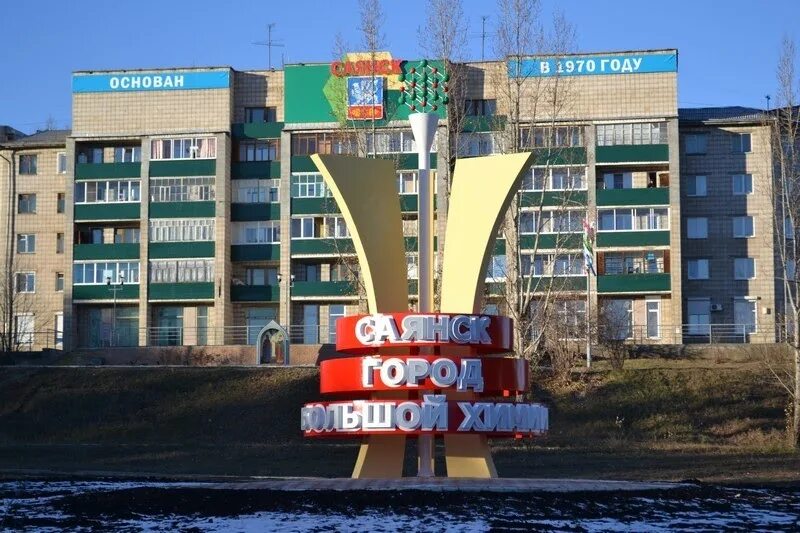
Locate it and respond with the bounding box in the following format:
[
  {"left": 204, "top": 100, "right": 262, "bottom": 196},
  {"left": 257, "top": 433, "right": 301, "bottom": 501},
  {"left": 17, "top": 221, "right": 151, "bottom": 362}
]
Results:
[
  {"left": 277, "top": 272, "right": 295, "bottom": 344},
  {"left": 105, "top": 271, "right": 125, "bottom": 347}
]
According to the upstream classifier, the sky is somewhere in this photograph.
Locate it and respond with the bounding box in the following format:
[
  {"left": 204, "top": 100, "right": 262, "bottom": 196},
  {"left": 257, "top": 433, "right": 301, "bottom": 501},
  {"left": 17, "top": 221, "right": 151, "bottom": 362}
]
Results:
[{"left": 1, "top": 0, "right": 798, "bottom": 134}]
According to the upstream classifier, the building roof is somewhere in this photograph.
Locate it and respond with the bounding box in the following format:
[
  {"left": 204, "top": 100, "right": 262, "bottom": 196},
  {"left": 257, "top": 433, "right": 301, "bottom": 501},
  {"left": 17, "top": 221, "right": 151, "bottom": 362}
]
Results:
[
  {"left": 0, "top": 125, "right": 26, "bottom": 142},
  {"left": 678, "top": 106, "right": 766, "bottom": 124},
  {"left": 1, "top": 129, "right": 70, "bottom": 148}
]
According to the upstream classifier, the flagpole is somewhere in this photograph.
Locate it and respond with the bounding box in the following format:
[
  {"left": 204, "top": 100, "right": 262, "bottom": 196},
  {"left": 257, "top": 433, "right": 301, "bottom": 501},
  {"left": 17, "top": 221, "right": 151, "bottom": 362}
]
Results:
[{"left": 586, "top": 264, "right": 592, "bottom": 369}]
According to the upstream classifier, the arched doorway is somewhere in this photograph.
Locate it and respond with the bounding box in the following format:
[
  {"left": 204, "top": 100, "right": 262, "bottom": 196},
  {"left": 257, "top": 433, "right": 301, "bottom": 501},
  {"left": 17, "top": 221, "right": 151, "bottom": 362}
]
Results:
[{"left": 256, "top": 320, "right": 290, "bottom": 365}]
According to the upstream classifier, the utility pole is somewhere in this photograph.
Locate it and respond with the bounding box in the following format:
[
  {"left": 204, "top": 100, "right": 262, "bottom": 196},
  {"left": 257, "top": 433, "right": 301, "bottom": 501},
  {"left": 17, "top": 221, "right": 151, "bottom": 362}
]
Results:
[
  {"left": 481, "top": 16, "right": 488, "bottom": 61},
  {"left": 253, "top": 23, "right": 285, "bottom": 70}
]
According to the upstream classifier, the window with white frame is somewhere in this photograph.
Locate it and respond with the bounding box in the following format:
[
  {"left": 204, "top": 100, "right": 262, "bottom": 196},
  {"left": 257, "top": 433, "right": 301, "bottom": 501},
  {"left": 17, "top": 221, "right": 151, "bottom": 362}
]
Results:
[
  {"left": 290, "top": 216, "right": 348, "bottom": 239},
  {"left": 521, "top": 254, "right": 545, "bottom": 276},
  {"left": 149, "top": 177, "right": 215, "bottom": 202},
  {"left": 19, "top": 155, "right": 37, "bottom": 174},
  {"left": 687, "top": 259, "right": 710, "bottom": 280},
  {"left": 114, "top": 146, "right": 141, "bottom": 162},
  {"left": 521, "top": 253, "right": 584, "bottom": 276},
  {"left": 18, "top": 194, "right": 36, "bottom": 213},
  {"left": 74, "top": 180, "right": 141, "bottom": 203},
  {"left": 731, "top": 133, "right": 752, "bottom": 153},
  {"left": 601, "top": 172, "right": 633, "bottom": 190},
  {"left": 598, "top": 208, "right": 668, "bottom": 231},
  {"left": 733, "top": 216, "right": 755, "bottom": 238},
  {"left": 520, "top": 166, "right": 587, "bottom": 191},
  {"left": 16, "top": 234, "right": 35, "bottom": 254},
  {"left": 149, "top": 259, "right": 214, "bottom": 283},
  {"left": 520, "top": 126, "right": 583, "bottom": 148},
  {"left": 596, "top": 122, "right": 667, "bottom": 146},
  {"left": 233, "top": 179, "right": 280, "bottom": 203},
  {"left": 486, "top": 255, "right": 507, "bottom": 280},
  {"left": 604, "top": 250, "right": 665, "bottom": 274},
  {"left": 734, "top": 257, "right": 756, "bottom": 280},
  {"left": 397, "top": 171, "right": 418, "bottom": 194},
  {"left": 325, "top": 216, "right": 350, "bottom": 238},
  {"left": 149, "top": 219, "right": 215, "bottom": 242},
  {"left": 686, "top": 217, "right": 708, "bottom": 239},
  {"left": 366, "top": 130, "right": 437, "bottom": 154},
  {"left": 459, "top": 132, "right": 496, "bottom": 156},
  {"left": 291, "top": 173, "right": 329, "bottom": 198},
  {"left": 15, "top": 272, "right": 35, "bottom": 293},
  {"left": 234, "top": 221, "right": 280, "bottom": 244},
  {"left": 406, "top": 255, "right": 418, "bottom": 279},
  {"left": 57, "top": 152, "right": 67, "bottom": 173},
  {"left": 554, "top": 300, "right": 586, "bottom": 338},
  {"left": 520, "top": 209, "right": 585, "bottom": 234},
  {"left": 732, "top": 174, "right": 753, "bottom": 195},
  {"left": 687, "top": 298, "right": 711, "bottom": 335},
  {"left": 150, "top": 137, "right": 216, "bottom": 160},
  {"left": 684, "top": 133, "right": 708, "bottom": 155},
  {"left": 72, "top": 261, "right": 140, "bottom": 284},
  {"left": 685, "top": 175, "right": 707, "bottom": 197}
]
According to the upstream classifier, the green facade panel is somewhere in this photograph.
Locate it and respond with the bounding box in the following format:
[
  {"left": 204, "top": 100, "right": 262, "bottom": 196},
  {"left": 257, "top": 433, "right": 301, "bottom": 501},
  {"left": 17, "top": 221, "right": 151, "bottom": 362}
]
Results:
[
  {"left": 75, "top": 162, "right": 141, "bottom": 180},
  {"left": 231, "top": 244, "right": 280, "bottom": 261},
  {"left": 291, "top": 238, "right": 354, "bottom": 255},
  {"left": 520, "top": 233, "right": 582, "bottom": 250},
  {"left": 520, "top": 190, "right": 588, "bottom": 207},
  {"left": 231, "top": 285, "right": 280, "bottom": 302},
  {"left": 291, "top": 197, "right": 340, "bottom": 215},
  {"left": 494, "top": 240, "right": 506, "bottom": 255},
  {"left": 149, "top": 241, "right": 215, "bottom": 259},
  {"left": 231, "top": 122, "right": 284, "bottom": 139},
  {"left": 597, "top": 230, "right": 670, "bottom": 247},
  {"left": 74, "top": 203, "right": 140, "bottom": 221},
  {"left": 291, "top": 156, "right": 319, "bottom": 173},
  {"left": 73, "top": 284, "right": 139, "bottom": 300},
  {"left": 149, "top": 159, "right": 216, "bottom": 177},
  {"left": 292, "top": 280, "right": 357, "bottom": 297},
  {"left": 531, "top": 147, "right": 587, "bottom": 166},
  {"left": 73, "top": 243, "right": 140, "bottom": 260},
  {"left": 462, "top": 116, "right": 507, "bottom": 133},
  {"left": 149, "top": 282, "right": 214, "bottom": 301},
  {"left": 596, "top": 144, "right": 669, "bottom": 163},
  {"left": 149, "top": 201, "right": 215, "bottom": 218},
  {"left": 597, "top": 273, "right": 671, "bottom": 293},
  {"left": 486, "top": 277, "right": 586, "bottom": 295},
  {"left": 400, "top": 195, "right": 418, "bottom": 212},
  {"left": 596, "top": 187, "right": 670, "bottom": 206},
  {"left": 231, "top": 161, "right": 281, "bottom": 179},
  {"left": 231, "top": 203, "right": 280, "bottom": 221}
]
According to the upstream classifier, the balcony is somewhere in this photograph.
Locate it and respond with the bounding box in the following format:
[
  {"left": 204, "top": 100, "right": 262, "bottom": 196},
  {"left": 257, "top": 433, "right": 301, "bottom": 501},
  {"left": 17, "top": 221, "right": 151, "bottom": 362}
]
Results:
[
  {"left": 150, "top": 159, "right": 216, "bottom": 177},
  {"left": 596, "top": 188, "right": 669, "bottom": 207},
  {"left": 291, "top": 238, "right": 355, "bottom": 256},
  {"left": 292, "top": 197, "right": 340, "bottom": 215},
  {"left": 519, "top": 234, "right": 582, "bottom": 250},
  {"left": 73, "top": 284, "right": 139, "bottom": 301},
  {"left": 596, "top": 144, "right": 669, "bottom": 164},
  {"left": 486, "top": 276, "right": 587, "bottom": 296},
  {"left": 520, "top": 190, "right": 588, "bottom": 207},
  {"left": 149, "top": 282, "right": 214, "bottom": 301},
  {"left": 231, "top": 244, "right": 280, "bottom": 261},
  {"left": 149, "top": 241, "right": 214, "bottom": 259},
  {"left": 74, "top": 203, "right": 140, "bottom": 222},
  {"left": 531, "top": 147, "right": 587, "bottom": 166},
  {"left": 75, "top": 162, "right": 141, "bottom": 180},
  {"left": 73, "top": 243, "right": 139, "bottom": 260},
  {"left": 231, "top": 284, "right": 280, "bottom": 302},
  {"left": 232, "top": 161, "right": 281, "bottom": 179},
  {"left": 231, "top": 122, "right": 284, "bottom": 139},
  {"left": 149, "top": 201, "right": 215, "bottom": 218},
  {"left": 596, "top": 231, "right": 670, "bottom": 248},
  {"left": 231, "top": 203, "right": 280, "bottom": 221},
  {"left": 292, "top": 280, "right": 358, "bottom": 298},
  {"left": 597, "top": 273, "right": 671, "bottom": 293}
]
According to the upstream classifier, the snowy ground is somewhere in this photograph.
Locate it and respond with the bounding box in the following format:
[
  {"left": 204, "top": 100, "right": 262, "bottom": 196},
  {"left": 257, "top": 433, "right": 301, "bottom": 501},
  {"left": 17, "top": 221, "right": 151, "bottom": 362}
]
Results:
[{"left": 1, "top": 479, "right": 799, "bottom": 531}]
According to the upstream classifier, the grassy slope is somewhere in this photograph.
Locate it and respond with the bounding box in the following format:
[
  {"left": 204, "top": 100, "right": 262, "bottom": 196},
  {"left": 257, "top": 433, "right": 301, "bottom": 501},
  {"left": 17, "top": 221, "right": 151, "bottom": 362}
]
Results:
[{"left": 0, "top": 360, "right": 797, "bottom": 482}]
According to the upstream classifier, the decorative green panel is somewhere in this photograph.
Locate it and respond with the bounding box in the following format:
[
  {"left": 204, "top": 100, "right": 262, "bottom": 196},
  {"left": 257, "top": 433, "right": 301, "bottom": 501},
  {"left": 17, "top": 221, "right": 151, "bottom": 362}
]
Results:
[
  {"left": 520, "top": 190, "right": 588, "bottom": 207},
  {"left": 462, "top": 116, "right": 507, "bottom": 133},
  {"left": 231, "top": 122, "right": 284, "bottom": 139},
  {"left": 73, "top": 243, "right": 139, "bottom": 260},
  {"left": 531, "top": 147, "right": 586, "bottom": 166},
  {"left": 291, "top": 197, "right": 340, "bottom": 215},
  {"left": 291, "top": 156, "right": 319, "bottom": 173},
  {"left": 597, "top": 273, "right": 671, "bottom": 293},
  {"left": 292, "top": 280, "right": 357, "bottom": 297},
  {"left": 149, "top": 241, "right": 214, "bottom": 259},
  {"left": 149, "top": 282, "right": 214, "bottom": 300},
  {"left": 231, "top": 244, "right": 280, "bottom": 261},
  {"left": 231, "top": 285, "right": 280, "bottom": 302},
  {"left": 149, "top": 201, "right": 215, "bottom": 218},
  {"left": 596, "top": 187, "right": 670, "bottom": 206},
  {"left": 408, "top": 279, "right": 418, "bottom": 295},
  {"left": 596, "top": 144, "right": 669, "bottom": 164},
  {"left": 596, "top": 230, "right": 670, "bottom": 247},
  {"left": 520, "top": 234, "right": 582, "bottom": 250},
  {"left": 291, "top": 238, "right": 354, "bottom": 256},
  {"left": 494, "top": 240, "right": 506, "bottom": 255},
  {"left": 73, "top": 284, "right": 139, "bottom": 300},
  {"left": 149, "top": 159, "right": 216, "bottom": 177},
  {"left": 74, "top": 203, "right": 140, "bottom": 221},
  {"left": 231, "top": 203, "right": 280, "bottom": 221},
  {"left": 231, "top": 161, "right": 281, "bottom": 179},
  {"left": 400, "top": 195, "right": 418, "bottom": 212},
  {"left": 486, "top": 277, "right": 586, "bottom": 295},
  {"left": 75, "top": 162, "right": 141, "bottom": 180}
]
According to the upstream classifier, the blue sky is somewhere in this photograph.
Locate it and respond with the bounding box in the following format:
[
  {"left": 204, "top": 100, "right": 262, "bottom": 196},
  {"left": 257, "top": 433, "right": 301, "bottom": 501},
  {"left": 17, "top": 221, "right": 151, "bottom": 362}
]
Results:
[{"left": 1, "top": 0, "right": 797, "bottom": 133}]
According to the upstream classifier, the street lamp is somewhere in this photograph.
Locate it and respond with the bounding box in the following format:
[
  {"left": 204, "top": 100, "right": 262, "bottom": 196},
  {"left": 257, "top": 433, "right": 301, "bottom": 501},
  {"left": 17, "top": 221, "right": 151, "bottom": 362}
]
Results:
[{"left": 106, "top": 271, "right": 125, "bottom": 347}]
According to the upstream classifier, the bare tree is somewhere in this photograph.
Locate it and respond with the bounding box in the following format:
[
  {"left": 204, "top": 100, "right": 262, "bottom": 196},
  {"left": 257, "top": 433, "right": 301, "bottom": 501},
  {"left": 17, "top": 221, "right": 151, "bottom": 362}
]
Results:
[{"left": 0, "top": 256, "right": 47, "bottom": 354}]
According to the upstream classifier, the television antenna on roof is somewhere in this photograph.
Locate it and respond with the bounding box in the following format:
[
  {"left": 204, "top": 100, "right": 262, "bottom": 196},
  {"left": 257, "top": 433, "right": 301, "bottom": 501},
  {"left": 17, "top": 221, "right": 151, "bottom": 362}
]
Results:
[{"left": 253, "top": 23, "right": 285, "bottom": 70}]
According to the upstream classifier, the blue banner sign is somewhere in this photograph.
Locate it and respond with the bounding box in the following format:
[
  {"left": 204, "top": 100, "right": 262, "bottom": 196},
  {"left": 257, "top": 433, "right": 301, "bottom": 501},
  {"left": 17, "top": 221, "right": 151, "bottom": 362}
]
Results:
[
  {"left": 72, "top": 70, "right": 230, "bottom": 93},
  {"left": 508, "top": 52, "right": 677, "bottom": 78}
]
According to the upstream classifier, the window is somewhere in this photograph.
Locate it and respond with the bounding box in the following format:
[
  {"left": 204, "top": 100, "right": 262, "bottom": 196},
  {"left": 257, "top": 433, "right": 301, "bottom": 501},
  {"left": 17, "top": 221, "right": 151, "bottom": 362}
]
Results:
[
  {"left": 114, "top": 146, "right": 141, "bottom": 162},
  {"left": 684, "top": 133, "right": 707, "bottom": 155},
  {"left": 291, "top": 173, "right": 328, "bottom": 198},
  {"left": 521, "top": 254, "right": 545, "bottom": 276},
  {"left": 464, "top": 99, "right": 497, "bottom": 116},
  {"left": 150, "top": 137, "right": 216, "bottom": 160},
  {"left": 553, "top": 254, "right": 585, "bottom": 276},
  {"left": 397, "top": 172, "right": 418, "bottom": 194},
  {"left": 245, "top": 267, "right": 278, "bottom": 285},
  {"left": 149, "top": 259, "right": 214, "bottom": 283},
  {"left": 733, "top": 216, "right": 754, "bottom": 238},
  {"left": 459, "top": 133, "right": 497, "bottom": 156},
  {"left": 731, "top": 133, "right": 752, "bottom": 153},
  {"left": 601, "top": 299, "right": 633, "bottom": 340},
  {"left": 687, "top": 298, "right": 711, "bottom": 335},
  {"left": 601, "top": 172, "right": 632, "bottom": 190},
  {"left": 685, "top": 175, "right": 707, "bottom": 197},
  {"left": 686, "top": 217, "right": 708, "bottom": 239},
  {"left": 598, "top": 208, "right": 668, "bottom": 231},
  {"left": 520, "top": 209, "right": 585, "bottom": 234},
  {"left": 234, "top": 221, "right": 280, "bottom": 244},
  {"left": 486, "top": 255, "right": 507, "bottom": 280},
  {"left": 687, "top": 259, "right": 709, "bottom": 280},
  {"left": 14, "top": 314, "right": 34, "bottom": 348},
  {"left": 234, "top": 179, "right": 280, "bottom": 203},
  {"left": 57, "top": 193, "right": 65, "bottom": 213},
  {"left": 734, "top": 258, "right": 756, "bottom": 280},
  {"left": 74, "top": 180, "right": 140, "bottom": 203},
  {"left": 15, "top": 272, "right": 35, "bottom": 293},
  {"left": 19, "top": 155, "right": 37, "bottom": 174},
  {"left": 604, "top": 251, "right": 665, "bottom": 275},
  {"left": 520, "top": 126, "right": 583, "bottom": 148},
  {"left": 16, "top": 234, "right": 35, "bottom": 254},
  {"left": 55, "top": 273, "right": 64, "bottom": 292},
  {"left": 114, "top": 227, "right": 140, "bottom": 244},
  {"left": 406, "top": 255, "right": 418, "bottom": 279},
  {"left": 366, "top": 130, "right": 437, "bottom": 154},
  {"left": 732, "top": 174, "right": 753, "bottom": 195},
  {"left": 56, "top": 233, "right": 64, "bottom": 254},
  {"left": 786, "top": 217, "right": 795, "bottom": 239},
  {"left": 520, "top": 166, "right": 587, "bottom": 191},
  {"left": 596, "top": 122, "right": 667, "bottom": 146},
  {"left": 150, "top": 219, "right": 215, "bottom": 243},
  {"left": 75, "top": 227, "right": 104, "bottom": 245},
  {"left": 57, "top": 152, "right": 67, "bottom": 173},
  {"left": 77, "top": 147, "right": 104, "bottom": 164},
  {"left": 245, "top": 106, "right": 278, "bottom": 122},
  {"left": 646, "top": 299, "right": 661, "bottom": 339},
  {"left": 328, "top": 304, "right": 346, "bottom": 343},
  {"left": 552, "top": 300, "right": 586, "bottom": 339},
  {"left": 73, "top": 262, "right": 140, "bottom": 285},
  {"left": 520, "top": 253, "right": 583, "bottom": 276},
  {"left": 238, "top": 140, "right": 280, "bottom": 161},
  {"left": 149, "top": 177, "right": 215, "bottom": 202},
  {"left": 325, "top": 216, "right": 350, "bottom": 238},
  {"left": 294, "top": 133, "right": 356, "bottom": 155},
  {"left": 18, "top": 194, "right": 36, "bottom": 213}
]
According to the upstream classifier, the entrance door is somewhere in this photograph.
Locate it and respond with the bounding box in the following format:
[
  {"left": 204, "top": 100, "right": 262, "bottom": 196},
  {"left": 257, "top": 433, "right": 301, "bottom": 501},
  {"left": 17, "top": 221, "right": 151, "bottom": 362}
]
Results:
[
  {"left": 687, "top": 299, "right": 710, "bottom": 336},
  {"left": 734, "top": 299, "right": 757, "bottom": 336},
  {"left": 246, "top": 307, "right": 276, "bottom": 345},
  {"left": 55, "top": 313, "right": 63, "bottom": 349},
  {"left": 155, "top": 307, "right": 183, "bottom": 346},
  {"left": 646, "top": 299, "right": 660, "bottom": 339},
  {"left": 303, "top": 305, "right": 319, "bottom": 344}
]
